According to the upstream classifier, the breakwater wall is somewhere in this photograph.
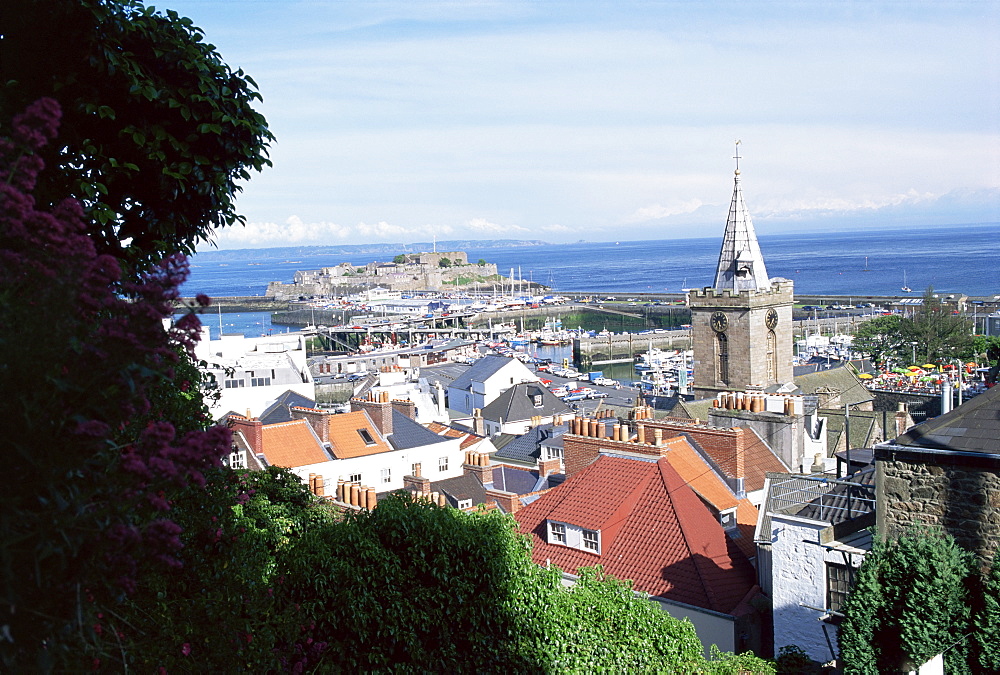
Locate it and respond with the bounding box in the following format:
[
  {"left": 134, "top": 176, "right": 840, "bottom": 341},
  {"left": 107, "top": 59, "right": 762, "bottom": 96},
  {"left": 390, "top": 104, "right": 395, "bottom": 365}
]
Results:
[
  {"left": 178, "top": 296, "right": 289, "bottom": 313},
  {"left": 574, "top": 332, "right": 691, "bottom": 369}
]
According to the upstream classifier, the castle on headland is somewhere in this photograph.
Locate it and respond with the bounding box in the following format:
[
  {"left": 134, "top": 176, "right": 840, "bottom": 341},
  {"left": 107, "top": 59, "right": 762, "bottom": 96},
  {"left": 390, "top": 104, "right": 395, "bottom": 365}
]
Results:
[{"left": 265, "top": 251, "right": 514, "bottom": 298}]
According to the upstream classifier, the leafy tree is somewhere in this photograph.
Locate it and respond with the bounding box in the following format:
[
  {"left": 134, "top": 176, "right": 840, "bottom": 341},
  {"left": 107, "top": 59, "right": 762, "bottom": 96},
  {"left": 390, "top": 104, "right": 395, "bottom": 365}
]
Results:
[
  {"left": 271, "top": 494, "right": 773, "bottom": 673},
  {"left": 852, "top": 314, "right": 906, "bottom": 368},
  {"left": 0, "top": 99, "right": 230, "bottom": 671},
  {"left": 900, "top": 287, "right": 974, "bottom": 365},
  {"left": 477, "top": 258, "right": 487, "bottom": 266},
  {"left": 393, "top": 253, "right": 407, "bottom": 264},
  {"left": 439, "top": 256, "right": 452, "bottom": 267},
  {"left": 972, "top": 560, "right": 1000, "bottom": 673},
  {"left": 1, "top": 0, "right": 273, "bottom": 273},
  {"left": 839, "top": 528, "right": 976, "bottom": 674}
]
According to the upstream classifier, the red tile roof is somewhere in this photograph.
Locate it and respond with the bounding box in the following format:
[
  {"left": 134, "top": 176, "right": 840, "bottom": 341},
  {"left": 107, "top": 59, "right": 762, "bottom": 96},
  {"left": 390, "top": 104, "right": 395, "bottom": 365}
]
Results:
[
  {"left": 260, "top": 419, "right": 328, "bottom": 467},
  {"left": 327, "top": 410, "right": 392, "bottom": 459},
  {"left": 515, "top": 454, "right": 757, "bottom": 615}
]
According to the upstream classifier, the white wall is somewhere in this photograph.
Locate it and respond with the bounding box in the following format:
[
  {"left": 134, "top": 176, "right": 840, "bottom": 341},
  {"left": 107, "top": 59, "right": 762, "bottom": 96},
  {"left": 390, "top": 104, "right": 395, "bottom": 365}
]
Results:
[
  {"left": 288, "top": 436, "right": 464, "bottom": 493},
  {"left": 448, "top": 358, "right": 538, "bottom": 415},
  {"left": 768, "top": 513, "right": 865, "bottom": 664}
]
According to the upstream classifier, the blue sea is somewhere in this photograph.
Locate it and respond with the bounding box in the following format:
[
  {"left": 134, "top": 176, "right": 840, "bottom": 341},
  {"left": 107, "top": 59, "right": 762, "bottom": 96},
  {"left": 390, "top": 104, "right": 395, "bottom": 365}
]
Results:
[{"left": 183, "top": 223, "right": 999, "bottom": 300}]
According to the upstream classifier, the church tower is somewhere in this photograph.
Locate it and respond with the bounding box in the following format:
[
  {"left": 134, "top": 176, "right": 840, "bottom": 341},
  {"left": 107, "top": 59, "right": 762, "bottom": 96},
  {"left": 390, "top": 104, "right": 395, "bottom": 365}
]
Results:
[{"left": 689, "top": 145, "right": 794, "bottom": 400}]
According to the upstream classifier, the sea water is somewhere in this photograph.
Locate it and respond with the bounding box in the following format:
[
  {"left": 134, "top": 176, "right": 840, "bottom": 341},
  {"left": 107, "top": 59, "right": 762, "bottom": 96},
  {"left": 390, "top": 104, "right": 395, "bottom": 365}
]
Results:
[{"left": 183, "top": 223, "right": 999, "bottom": 300}]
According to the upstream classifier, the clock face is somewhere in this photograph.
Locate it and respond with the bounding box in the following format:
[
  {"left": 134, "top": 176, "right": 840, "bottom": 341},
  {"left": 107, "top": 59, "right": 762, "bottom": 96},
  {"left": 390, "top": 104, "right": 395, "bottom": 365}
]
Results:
[
  {"left": 710, "top": 311, "right": 728, "bottom": 332},
  {"left": 765, "top": 308, "right": 778, "bottom": 330}
]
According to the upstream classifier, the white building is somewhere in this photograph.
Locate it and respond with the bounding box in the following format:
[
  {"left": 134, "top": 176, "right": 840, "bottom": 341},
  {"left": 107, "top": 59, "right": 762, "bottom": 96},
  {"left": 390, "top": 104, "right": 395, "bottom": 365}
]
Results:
[
  {"left": 756, "top": 469, "right": 875, "bottom": 664},
  {"left": 193, "top": 326, "right": 315, "bottom": 419},
  {"left": 446, "top": 355, "right": 539, "bottom": 415}
]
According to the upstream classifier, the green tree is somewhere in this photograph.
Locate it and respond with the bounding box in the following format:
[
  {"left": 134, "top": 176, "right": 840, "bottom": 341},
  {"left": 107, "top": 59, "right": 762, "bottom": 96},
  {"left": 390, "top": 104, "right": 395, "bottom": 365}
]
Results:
[
  {"left": 477, "top": 258, "right": 487, "bottom": 266},
  {"left": 839, "top": 528, "right": 975, "bottom": 674},
  {"left": 972, "top": 560, "right": 1000, "bottom": 673},
  {"left": 852, "top": 314, "right": 907, "bottom": 368},
  {"left": 1, "top": 0, "right": 273, "bottom": 273},
  {"left": 900, "top": 287, "right": 974, "bottom": 365},
  {"left": 393, "top": 253, "right": 407, "bottom": 264},
  {"left": 439, "top": 257, "right": 452, "bottom": 267}
]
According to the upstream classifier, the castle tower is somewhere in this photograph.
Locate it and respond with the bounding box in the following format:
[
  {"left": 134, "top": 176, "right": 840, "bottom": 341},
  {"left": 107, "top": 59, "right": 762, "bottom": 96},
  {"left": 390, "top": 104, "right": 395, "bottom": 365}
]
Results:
[{"left": 689, "top": 145, "right": 794, "bottom": 400}]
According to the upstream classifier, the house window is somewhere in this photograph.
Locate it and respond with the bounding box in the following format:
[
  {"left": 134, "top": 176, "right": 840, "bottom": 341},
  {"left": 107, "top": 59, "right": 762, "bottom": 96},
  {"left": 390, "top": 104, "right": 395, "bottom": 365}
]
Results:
[
  {"left": 411, "top": 462, "right": 421, "bottom": 477},
  {"left": 458, "top": 499, "right": 472, "bottom": 509},
  {"left": 228, "top": 450, "right": 245, "bottom": 470},
  {"left": 250, "top": 377, "right": 271, "bottom": 387},
  {"left": 349, "top": 473, "right": 361, "bottom": 483},
  {"left": 826, "top": 562, "right": 855, "bottom": 613},
  {"left": 582, "top": 529, "right": 600, "bottom": 552},
  {"left": 549, "top": 521, "right": 566, "bottom": 544},
  {"left": 358, "top": 428, "right": 377, "bottom": 445},
  {"left": 719, "top": 509, "right": 737, "bottom": 530},
  {"left": 381, "top": 468, "right": 391, "bottom": 484},
  {"left": 439, "top": 456, "right": 448, "bottom": 472},
  {"left": 545, "top": 446, "right": 564, "bottom": 461},
  {"left": 224, "top": 379, "right": 245, "bottom": 388}
]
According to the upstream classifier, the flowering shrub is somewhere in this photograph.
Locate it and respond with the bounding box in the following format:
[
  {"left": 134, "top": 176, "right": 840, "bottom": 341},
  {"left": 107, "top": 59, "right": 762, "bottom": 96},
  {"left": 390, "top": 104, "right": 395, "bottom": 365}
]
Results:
[{"left": 0, "top": 98, "right": 229, "bottom": 670}]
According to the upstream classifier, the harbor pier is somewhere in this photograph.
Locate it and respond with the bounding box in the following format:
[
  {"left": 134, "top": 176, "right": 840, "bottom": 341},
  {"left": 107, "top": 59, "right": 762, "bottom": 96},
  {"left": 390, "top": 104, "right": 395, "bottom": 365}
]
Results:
[{"left": 574, "top": 331, "right": 691, "bottom": 370}]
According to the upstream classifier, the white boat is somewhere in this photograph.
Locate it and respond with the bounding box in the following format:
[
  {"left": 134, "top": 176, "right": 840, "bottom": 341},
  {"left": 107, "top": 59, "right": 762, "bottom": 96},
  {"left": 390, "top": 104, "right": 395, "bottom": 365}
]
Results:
[{"left": 902, "top": 270, "right": 912, "bottom": 293}]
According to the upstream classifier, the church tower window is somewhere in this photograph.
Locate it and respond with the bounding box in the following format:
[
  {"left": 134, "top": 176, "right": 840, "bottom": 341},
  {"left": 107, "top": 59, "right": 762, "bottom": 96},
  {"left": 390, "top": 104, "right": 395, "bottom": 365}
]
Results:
[
  {"left": 717, "top": 332, "right": 729, "bottom": 385},
  {"left": 767, "top": 330, "right": 776, "bottom": 382}
]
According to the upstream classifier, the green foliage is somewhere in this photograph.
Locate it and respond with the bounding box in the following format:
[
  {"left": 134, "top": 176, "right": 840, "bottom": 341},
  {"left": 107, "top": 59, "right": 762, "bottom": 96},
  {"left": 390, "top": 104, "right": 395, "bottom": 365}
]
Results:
[
  {"left": 840, "top": 528, "right": 976, "bottom": 674},
  {"left": 477, "top": 258, "right": 487, "bottom": 266},
  {"left": 119, "top": 467, "right": 334, "bottom": 671},
  {"left": 1, "top": 0, "right": 273, "bottom": 273},
  {"left": 439, "top": 257, "right": 452, "bottom": 267},
  {"left": 393, "top": 254, "right": 407, "bottom": 264},
  {"left": 972, "top": 561, "right": 1000, "bottom": 673},
  {"left": 900, "top": 287, "right": 974, "bottom": 365},
  {"left": 775, "top": 644, "right": 815, "bottom": 674},
  {"left": 852, "top": 314, "right": 906, "bottom": 368}
]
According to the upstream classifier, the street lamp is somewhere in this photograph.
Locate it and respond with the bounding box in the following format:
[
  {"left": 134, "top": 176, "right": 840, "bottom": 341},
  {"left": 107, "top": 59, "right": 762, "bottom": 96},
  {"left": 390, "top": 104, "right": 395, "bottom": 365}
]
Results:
[{"left": 910, "top": 341, "right": 918, "bottom": 365}]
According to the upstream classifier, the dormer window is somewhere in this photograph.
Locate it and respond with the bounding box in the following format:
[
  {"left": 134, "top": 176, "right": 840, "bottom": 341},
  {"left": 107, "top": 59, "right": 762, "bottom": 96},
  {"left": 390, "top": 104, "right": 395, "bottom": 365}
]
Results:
[
  {"left": 358, "top": 428, "right": 376, "bottom": 445},
  {"left": 719, "top": 508, "right": 737, "bottom": 531},
  {"left": 547, "top": 520, "right": 600, "bottom": 554}
]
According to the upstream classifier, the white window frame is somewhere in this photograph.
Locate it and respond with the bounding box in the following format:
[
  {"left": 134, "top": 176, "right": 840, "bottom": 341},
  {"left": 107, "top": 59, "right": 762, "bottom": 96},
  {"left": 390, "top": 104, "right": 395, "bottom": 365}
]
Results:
[
  {"left": 381, "top": 468, "right": 391, "bottom": 484},
  {"left": 582, "top": 529, "right": 600, "bottom": 553},
  {"left": 548, "top": 521, "right": 566, "bottom": 544},
  {"left": 348, "top": 473, "right": 361, "bottom": 483},
  {"left": 438, "top": 456, "right": 449, "bottom": 472}
]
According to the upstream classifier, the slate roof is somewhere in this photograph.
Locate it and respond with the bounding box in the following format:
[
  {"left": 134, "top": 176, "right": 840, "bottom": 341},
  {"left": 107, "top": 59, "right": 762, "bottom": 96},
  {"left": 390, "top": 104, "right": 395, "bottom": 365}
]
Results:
[
  {"left": 492, "top": 423, "right": 567, "bottom": 464},
  {"left": 260, "top": 419, "right": 330, "bottom": 467},
  {"left": 447, "top": 355, "right": 523, "bottom": 392},
  {"left": 795, "top": 365, "right": 873, "bottom": 408},
  {"left": 666, "top": 425, "right": 787, "bottom": 493},
  {"left": 712, "top": 168, "right": 771, "bottom": 292},
  {"left": 432, "top": 473, "right": 488, "bottom": 507},
  {"left": 892, "top": 384, "right": 1000, "bottom": 454},
  {"left": 259, "top": 390, "right": 317, "bottom": 425},
  {"left": 327, "top": 410, "right": 393, "bottom": 459},
  {"left": 481, "top": 382, "right": 572, "bottom": 424},
  {"left": 515, "top": 454, "right": 758, "bottom": 615},
  {"left": 387, "top": 411, "right": 453, "bottom": 451},
  {"left": 821, "top": 408, "right": 881, "bottom": 451},
  {"left": 669, "top": 398, "right": 715, "bottom": 423}
]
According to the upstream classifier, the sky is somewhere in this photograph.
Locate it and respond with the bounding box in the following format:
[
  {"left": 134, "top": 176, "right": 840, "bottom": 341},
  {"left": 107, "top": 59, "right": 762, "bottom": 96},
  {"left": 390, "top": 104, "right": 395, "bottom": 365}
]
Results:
[{"left": 160, "top": 0, "right": 1000, "bottom": 250}]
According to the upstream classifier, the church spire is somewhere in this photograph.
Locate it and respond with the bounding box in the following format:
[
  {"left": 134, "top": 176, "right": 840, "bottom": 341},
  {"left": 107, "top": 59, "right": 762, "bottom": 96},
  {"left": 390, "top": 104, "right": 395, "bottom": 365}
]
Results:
[{"left": 712, "top": 141, "right": 770, "bottom": 292}]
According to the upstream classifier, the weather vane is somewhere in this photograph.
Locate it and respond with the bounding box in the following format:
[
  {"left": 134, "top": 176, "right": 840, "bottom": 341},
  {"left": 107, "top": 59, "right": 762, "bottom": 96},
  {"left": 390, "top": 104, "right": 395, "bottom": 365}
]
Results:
[{"left": 734, "top": 139, "right": 742, "bottom": 173}]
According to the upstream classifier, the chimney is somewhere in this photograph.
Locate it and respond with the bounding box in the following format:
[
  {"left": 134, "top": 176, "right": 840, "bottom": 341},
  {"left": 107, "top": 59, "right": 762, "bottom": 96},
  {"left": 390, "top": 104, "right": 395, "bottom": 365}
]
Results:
[
  {"left": 472, "top": 408, "right": 486, "bottom": 437},
  {"left": 228, "top": 415, "right": 263, "bottom": 454},
  {"left": 435, "top": 380, "right": 447, "bottom": 418},
  {"left": 485, "top": 488, "right": 522, "bottom": 514},
  {"left": 811, "top": 453, "right": 825, "bottom": 473},
  {"left": 404, "top": 474, "right": 432, "bottom": 496},
  {"left": 290, "top": 406, "right": 331, "bottom": 443},
  {"left": 654, "top": 428, "right": 663, "bottom": 447},
  {"left": 538, "top": 456, "right": 561, "bottom": 477},
  {"left": 314, "top": 475, "right": 325, "bottom": 497},
  {"left": 351, "top": 397, "right": 393, "bottom": 436},
  {"left": 365, "top": 487, "right": 377, "bottom": 510},
  {"left": 464, "top": 452, "right": 493, "bottom": 486},
  {"left": 391, "top": 398, "right": 417, "bottom": 420},
  {"left": 637, "top": 423, "right": 646, "bottom": 445}
]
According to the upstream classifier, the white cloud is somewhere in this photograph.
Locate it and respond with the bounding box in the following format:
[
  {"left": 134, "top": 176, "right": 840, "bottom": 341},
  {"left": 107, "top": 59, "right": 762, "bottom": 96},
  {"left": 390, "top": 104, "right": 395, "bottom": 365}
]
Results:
[
  {"left": 760, "top": 189, "right": 939, "bottom": 219},
  {"left": 211, "top": 216, "right": 351, "bottom": 247},
  {"left": 541, "top": 224, "right": 572, "bottom": 233},
  {"left": 624, "top": 199, "right": 704, "bottom": 224},
  {"left": 466, "top": 218, "right": 528, "bottom": 234}
]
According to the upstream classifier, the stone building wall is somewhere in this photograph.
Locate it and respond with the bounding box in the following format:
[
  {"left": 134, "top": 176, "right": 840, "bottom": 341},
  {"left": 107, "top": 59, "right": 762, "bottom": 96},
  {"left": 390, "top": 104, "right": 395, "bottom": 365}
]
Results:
[
  {"left": 877, "top": 457, "right": 1000, "bottom": 565},
  {"left": 689, "top": 279, "right": 794, "bottom": 399}
]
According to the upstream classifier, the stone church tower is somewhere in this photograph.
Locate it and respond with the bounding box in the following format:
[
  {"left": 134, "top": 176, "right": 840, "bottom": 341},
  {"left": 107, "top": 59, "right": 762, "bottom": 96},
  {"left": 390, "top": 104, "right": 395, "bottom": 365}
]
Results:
[{"left": 689, "top": 150, "right": 794, "bottom": 400}]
